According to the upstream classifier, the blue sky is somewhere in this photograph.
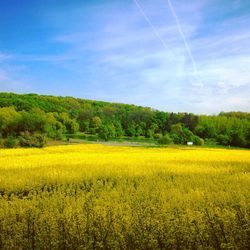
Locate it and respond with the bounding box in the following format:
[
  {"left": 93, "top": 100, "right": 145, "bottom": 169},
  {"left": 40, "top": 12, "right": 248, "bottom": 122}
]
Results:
[{"left": 0, "top": 0, "right": 250, "bottom": 114}]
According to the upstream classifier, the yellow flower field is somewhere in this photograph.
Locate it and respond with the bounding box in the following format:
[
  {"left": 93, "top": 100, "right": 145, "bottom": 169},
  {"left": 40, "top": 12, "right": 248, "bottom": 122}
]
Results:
[{"left": 0, "top": 144, "right": 249, "bottom": 249}]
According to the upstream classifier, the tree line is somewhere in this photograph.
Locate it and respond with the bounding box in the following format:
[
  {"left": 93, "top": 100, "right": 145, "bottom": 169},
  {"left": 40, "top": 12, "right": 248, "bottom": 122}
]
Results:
[{"left": 0, "top": 92, "right": 249, "bottom": 148}]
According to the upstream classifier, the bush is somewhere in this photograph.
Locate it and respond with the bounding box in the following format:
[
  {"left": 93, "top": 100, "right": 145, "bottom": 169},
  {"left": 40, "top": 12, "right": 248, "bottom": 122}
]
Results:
[
  {"left": 145, "top": 129, "right": 154, "bottom": 138},
  {"left": 205, "top": 138, "right": 218, "bottom": 146},
  {"left": 153, "top": 133, "right": 162, "bottom": 140},
  {"left": 158, "top": 134, "right": 173, "bottom": 145},
  {"left": 170, "top": 133, "right": 183, "bottom": 144},
  {"left": 3, "top": 136, "right": 17, "bottom": 148},
  {"left": 19, "top": 131, "right": 47, "bottom": 148},
  {"left": 217, "top": 134, "right": 231, "bottom": 146},
  {"left": 192, "top": 136, "right": 204, "bottom": 146},
  {"left": 98, "top": 124, "right": 116, "bottom": 141}
]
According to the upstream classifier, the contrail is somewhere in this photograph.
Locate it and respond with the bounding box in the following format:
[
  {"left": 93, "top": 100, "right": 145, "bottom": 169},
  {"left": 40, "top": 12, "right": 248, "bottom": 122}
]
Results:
[
  {"left": 167, "top": 0, "right": 201, "bottom": 82},
  {"left": 133, "top": 0, "right": 171, "bottom": 51},
  {"left": 133, "top": 0, "right": 202, "bottom": 85}
]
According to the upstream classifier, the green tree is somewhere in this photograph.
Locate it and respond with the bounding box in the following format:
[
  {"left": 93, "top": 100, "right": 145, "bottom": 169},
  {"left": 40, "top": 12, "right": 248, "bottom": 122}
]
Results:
[
  {"left": 126, "top": 123, "right": 136, "bottom": 137},
  {"left": 217, "top": 134, "right": 231, "bottom": 146},
  {"left": 98, "top": 123, "right": 116, "bottom": 141},
  {"left": 192, "top": 135, "right": 204, "bottom": 146},
  {"left": 0, "top": 107, "right": 21, "bottom": 137},
  {"left": 3, "top": 136, "right": 17, "bottom": 148},
  {"left": 90, "top": 116, "right": 102, "bottom": 130}
]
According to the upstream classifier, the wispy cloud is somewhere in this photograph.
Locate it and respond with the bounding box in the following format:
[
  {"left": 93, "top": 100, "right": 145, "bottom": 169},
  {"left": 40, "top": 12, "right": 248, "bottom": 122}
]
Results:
[
  {"left": 167, "top": 0, "right": 201, "bottom": 83},
  {"left": 15, "top": 54, "right": 77, "bottom": 63},
  {"left": 0, "top": 0, "right": 250, "bottom": 113},
  {"left": 0, "top": 53, "right": 12, "bottom": 61},
  {"left": 53, "top": 0, "right": 250, "bottom": 113}
]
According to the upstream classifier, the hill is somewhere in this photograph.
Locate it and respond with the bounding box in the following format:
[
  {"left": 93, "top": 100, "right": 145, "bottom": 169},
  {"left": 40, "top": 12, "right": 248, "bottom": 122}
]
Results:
[{"left": 0, "top": 92, "right": 249, "bottom": 148}]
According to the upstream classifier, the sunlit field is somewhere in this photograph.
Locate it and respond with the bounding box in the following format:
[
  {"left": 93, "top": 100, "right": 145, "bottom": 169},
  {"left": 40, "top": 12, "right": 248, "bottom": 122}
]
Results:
[{"left": 0, "top": 144, "right": 249, "bottom": 249}]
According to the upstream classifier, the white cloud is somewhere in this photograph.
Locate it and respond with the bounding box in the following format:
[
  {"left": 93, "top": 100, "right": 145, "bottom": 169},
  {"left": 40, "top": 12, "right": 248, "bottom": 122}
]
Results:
[
  {"left": 1, "top": 0, "right": 249, "bottom": 114},
  {"left": 192, "top": 82, "right": 204, "bottom": 88}
]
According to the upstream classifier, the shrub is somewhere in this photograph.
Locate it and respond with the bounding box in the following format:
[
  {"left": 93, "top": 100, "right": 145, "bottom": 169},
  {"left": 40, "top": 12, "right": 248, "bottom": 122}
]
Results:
[
  {"left": 170, "top": 133, "right": 183, "bottom": 144},
  {"left": 3, "top": 136, "right": 17, "bottom": 148},
  {"left": 192, "top": 135, "right": 204, "bottom": 146},
  {"left": 19, "top": 131, "right": 47, "bottom": 148},
  {"left": 153, "top": 133, "right": 162, "bottom": 140},
  {"left": 145, "top": 129, "right": 154, "bottom": 138},
  {"left": 217, "top": 134, "right": 231, "bottom": 146},
  {"left": 205, "top": 138, "right": 218, "bottom": 146},
  {"left": 98, "top": 124, "right": 116, "bottom": 141},
  {"left": 158, "top": 134, "right": 173, "bottom": 145}
]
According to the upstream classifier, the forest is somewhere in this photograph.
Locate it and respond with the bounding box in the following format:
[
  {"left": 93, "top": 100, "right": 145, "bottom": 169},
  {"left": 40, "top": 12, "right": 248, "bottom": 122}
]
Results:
[{"left": 0, "top": 92, "right": 249, "bottom": 148}]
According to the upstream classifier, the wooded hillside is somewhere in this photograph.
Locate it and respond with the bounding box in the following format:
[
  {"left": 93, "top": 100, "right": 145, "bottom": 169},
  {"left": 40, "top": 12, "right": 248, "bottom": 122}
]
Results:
[{"left": 0, "top": 92, "right": 249, "bottom": 148}]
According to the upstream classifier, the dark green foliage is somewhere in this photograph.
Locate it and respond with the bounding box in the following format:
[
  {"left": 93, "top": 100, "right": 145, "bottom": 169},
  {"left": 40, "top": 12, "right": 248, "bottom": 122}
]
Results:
[
  {"left": 3, "top": 136, "right": 17, "bottom": 148},
  {"left": 20, "top": 109, "right": 48, "bottom": 133},
  {"left": 145, "top": 129, "right": 154, "bottom": 138},
  {"left": 170, "top": 124, "right": 196, "bottom": 144},
  {"left": 97, "top": 123, "right": 116, "bottom": 141},
  {"left": 192, "top": 135, "right": 204, "bottom": 146},
  {"left": 0, "top": 92, "right": 249, "bottom": 148},
  {"left": 197, "top": 115, "right": 250, "bottom": 148},
  {"left": 217, "top": 134, "right": 231, "bottom": 146},
  {"left": 126, "top": 123, "right": 136, "bottom": 137},
  {"left": 180, "top": 113, "right": 198, "bottom": 132},
  {"left": 158, "top": 134, "right": 173, "bottom": 144}
]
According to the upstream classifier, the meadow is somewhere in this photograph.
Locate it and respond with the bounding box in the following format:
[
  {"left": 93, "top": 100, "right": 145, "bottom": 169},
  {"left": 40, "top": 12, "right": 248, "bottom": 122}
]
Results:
[{"left": 0, "top": 144, "right": 249, "bottom": 249}]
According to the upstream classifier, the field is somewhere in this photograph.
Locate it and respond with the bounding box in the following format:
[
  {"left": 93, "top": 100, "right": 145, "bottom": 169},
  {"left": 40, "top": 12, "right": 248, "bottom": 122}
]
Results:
[{"left": 0, "top": 145, "right": 249, "bottom": 249}]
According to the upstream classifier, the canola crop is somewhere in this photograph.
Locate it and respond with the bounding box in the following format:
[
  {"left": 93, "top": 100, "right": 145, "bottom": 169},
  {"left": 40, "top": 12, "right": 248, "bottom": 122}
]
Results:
[{"left": 0, "top": 144, "right": 249, "bottom": 249}]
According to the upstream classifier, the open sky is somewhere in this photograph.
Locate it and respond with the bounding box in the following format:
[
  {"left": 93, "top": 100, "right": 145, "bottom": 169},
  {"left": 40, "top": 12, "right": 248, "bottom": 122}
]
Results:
[{"left": 0, "top": 0, "right": 250, "bottom": 114}]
